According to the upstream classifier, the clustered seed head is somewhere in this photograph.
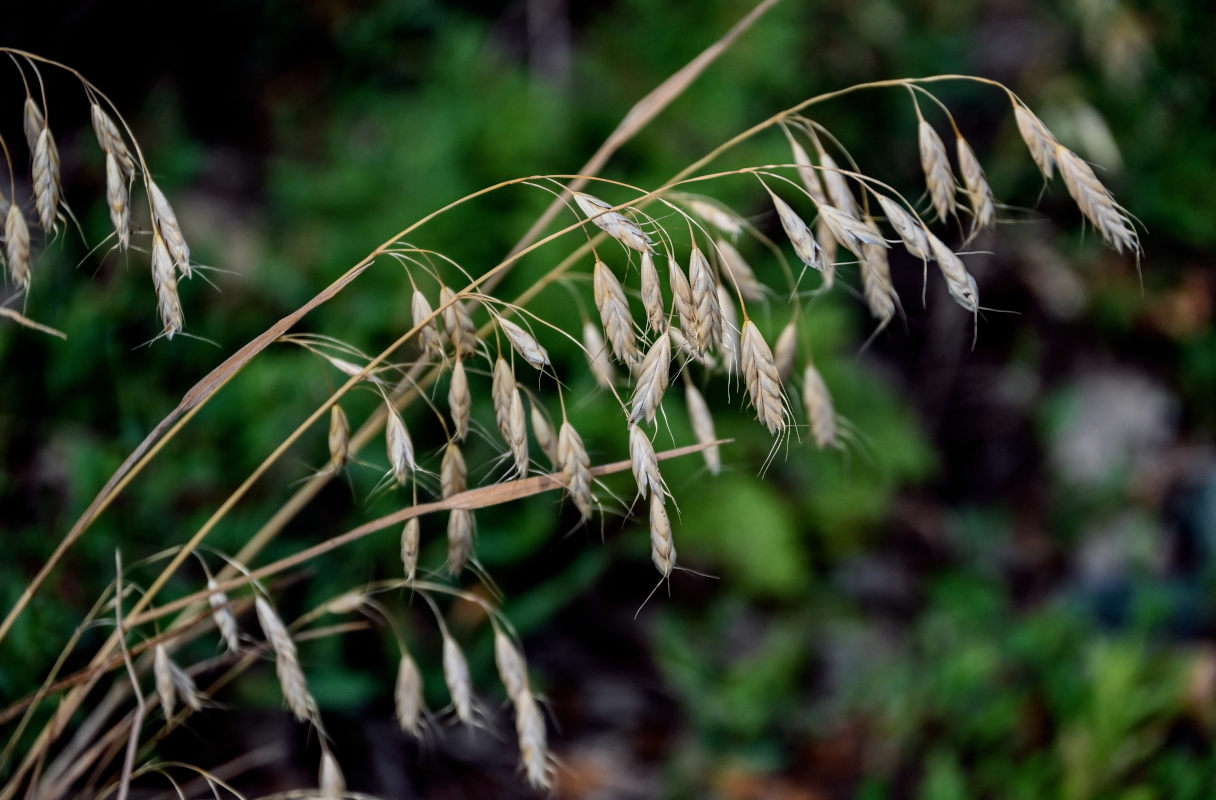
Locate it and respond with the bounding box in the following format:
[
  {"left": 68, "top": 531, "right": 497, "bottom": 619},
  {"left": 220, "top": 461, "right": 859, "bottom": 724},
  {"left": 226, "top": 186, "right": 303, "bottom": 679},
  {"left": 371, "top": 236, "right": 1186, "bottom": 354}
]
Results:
[
  {"left": 688, "top": 245, "right": 723, "bottom": 353},
  {"left": 440, "top": 286, "right": 478, "bottom": 359}
]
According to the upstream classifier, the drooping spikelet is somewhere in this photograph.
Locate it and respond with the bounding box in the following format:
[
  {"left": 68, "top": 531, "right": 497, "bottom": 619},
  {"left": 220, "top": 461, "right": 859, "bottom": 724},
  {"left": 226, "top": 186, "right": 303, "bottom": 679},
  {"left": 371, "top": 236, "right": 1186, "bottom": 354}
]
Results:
[
  {"left": 773, "top": 321, "right": 798, "bottom": 383},
  {"left": 208, "top": 579, "right": 241, "bottom": 653},
  {"left": 918, "top": 118, "right": 958, "bottom": 223},
  {"left": 668, "top": 258, "right": 699, "bottom": 342},
  {"left": 593, "top": 260, "right": 638, "bottom": 365},
  {"left": 649, "top": 494, "right": 676, "bottom": 578},
  {"left": 447, "top": 509, "right": 474, "bottom": 575},
  {"left": 717, "top": 285, "right": 741, "bottom": 375},
  {"left": 395, "top": 650, "right": 425, "bottom": 736},
  {"left": 583, "top": 320, "right": 617, "bottom": 389},
  {"left": 401, "top": 518, "right": 420, "bottom": 581},
  {"left": 22, "top": 98, "right": 43, "bottom": 157},
  {"left": 682, "top": 195, "right": 745, "bottom": 237},
  {"left": 688, "top": 245, "right": 723, "bottom": 353},
  {"left": 789, "top": 135, "right": 828, "bottom": 204},
  {"left": 926, "top": 233, "right": 981, "bottom": 312},
  {"left": 506, "top": 389, "right": 529, "bottom": 477},
  {"left": 715, "top": 239, "right": 764, "bottom": 303},
  {"left": 32, "top": 127, "right": 61, "bottom": 231},
  {"left": 91, "top": 101, "right": 135, "bottom": 180},
  {"left": 151, "top": 231, "right": 184, "bottom": 339},
  {"left": 803, "top": 363, "right": 839, "bottom": 450},
  {"left": 384, "top": 402, "right": 416, "bottom": 486},
  {"left": 875, "top": 193, "right": 930, "bottom": 261},
  {"left": 494, "top": 627, "right": 529, "bottom": 703},
  {"left": 441, "top": 441, "right": 466, "bottom": 498},
  {"left": 573, "top": 191, "right": 655, "bottom": 253},
  {"left": 740, "top": 320, "right": 787, "bottom": 435},
  {"left": 1055, "top": 145, "right": 1140, "bottom": 255},
  {"left": 319, "top": 749, "right": 345, "bottom": 800},
  {"left": 5, "top": 205, "right": 31, "bottom": 292},
  {"left": 816, "top": 204, "right": 888, "bottom": 259},
  {"left": 817, "top": 149, "right": 859, "bottom": 218},
  {"left": 147, "top": 180, "right": 191, "bottom": 278},
  {"left": 639, "top": 251, "right": 666, "bottom": 333},
  {"left": 629, "top": 334, "right": 672, "bottom": 426},
  {"left": 105, "top": 153, "right": 130, "bottom": 250},
  {"left": 154, "top": 644, "right": 176, "bottom": 719},
  {"left": 515, "top": 687, "right": 551, "bottom": 790},
  {"left": 557, "top": 421, "right": 593, "bottom": 519},
  {"left": 442, "top": 632, "right": 474, "bottom": 725},
  {"left": 412, "top": 288, "right": 445, "bottom": 362},
  {"left": 766, "top": 188, "right": 823, "bottom": 277},
  {"left": 860, "top": 242, "right": 898, "bottom": 326},
  {"left": 499, "top": 316, "right": 550, "bottom": 369},
  {"left": 447, "top": 359, "right": 470, "bottom": 441},
  {"left": 956, "top": 135, "right": 995, "bottom": 233},
  {"left": 1014, "top": 102, "right": 1058, "bottom": 180},
  {"left": 255, "top": 597, "right": 319, "bottom": 725},
  {"left": 684, "top": 383, "right": 720, "bottom": 474},
  {"left": 530, "top": 401, "right": 559, "bottom": 465},
  {"left": 439, "top": 286, "right": 477, "bottom": 359},
  {"left": 327, "top": 404, "right": 350, "bottom": 473},
  {"left": 628, "top": 423, "right": 664, "bottom": 500}
]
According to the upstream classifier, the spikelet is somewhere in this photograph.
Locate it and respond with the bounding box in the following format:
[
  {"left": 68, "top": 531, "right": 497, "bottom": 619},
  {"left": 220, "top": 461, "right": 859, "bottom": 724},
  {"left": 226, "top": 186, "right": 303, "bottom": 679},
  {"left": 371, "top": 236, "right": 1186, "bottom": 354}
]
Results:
[
  {"left": 326, "top": 591, "right": 365, "bottom": 615},
  {"left": 530, "top": 401, "right": 559, "bottom": 465},
  {"left": 1014, "top": 102, "right": 1057, "bottom": 180},
  {"left": 384, "top": 403, "right": 416, "bottom": 486},
  {"left": 557, "top": 421, "right": 593, "bottom": 519},
  {"left": 1055, "top": 145, "right": 1140, "bottom": 255},
  {"left": 688, "top": 245, "right": 723, "bottom": 353},
  {"left": 154, "top": 644, "right": 176, "bottom": 719},
  {"left": 740, "top": 320, "right": 787, "bottom": 435},
  {"left": 147, "top": 180, "right": 191, "bottom": 278},
  {"left": 628, "top": 423, "right": 664, "bottom": 500},
  {"left": 5, "top": 205, "right": 31, "bottom": 292},
  {"left": 447, "top": 509, "right": 474, "bottom": 575},
  {"left": 507, "top": 389, "right": 529, "bottom": 477},
  {"left": 440, "top": 286, "right": 477, "bottom": 359},
  {"left": 169, "top": 657, "right": 202, "bottom": 712},
  {"left": 493, "top": 357, "right": 525, "bottom": 473},
  {"left": 319, "top": 749, "right": 345, "bottom": 800},
  {"left": 441, "top": 441, "right": 466, "bottom": 498},
  {"left": 328, "top": 404, "right": 350, "bottom": 473},
  {"left": 817, "top": 150, "right": 859, "bottom": 217},
  {"left": 401, "top": 518, "right": 420, "bottom": 581},
  {"left": 494, "top": 628, "right": 529, "bottom": 702},
  {"left": 860, "top": 242, "right": 898, "bottom": 325},
  {"left": 956, "top": 136, "right": 995, "bottom": 232},
  {"left": 411, "top": 288, "right": 445, "bottom": 362},
  {"left": 926, "top": 233, "right": 980, "bottom": 312},
  {"left": 91, "top": 101, "right": 135, "bottom": 180},
  {"left": 649, "top": 494, "right": 676, "bottom": 578},
  {"left": 583, "top": 320, "right": 617, "bottom": 388},
  {"left": 766, "top": 188, "right": 823, "bottom": 275},
  {"left": 447, "top": 359, "right": 470, "bottom": 441},
  {"left": 682, "top": 195, "right": 744, "bottom": 237},
  {"left": 946, "top": 269, "right": 980, "bottom": 313},
  {"left": 685, "top": 383, "right": 721, "bottom": 474},
  {"left": 22, "top": 98, "right": 43, "bottom": 156},
  {"left": 875, "top": 194, "right": 930, "bottom": 261},
  {"left": 715, "top": 239, "right": 764, "bottom": 302},
  {"left": 773, "top": 321, "right": 798, "bottom": 382},
  {"left": 790, "top": 136, "right": 828, "bottom": 204},
  {"left": 515, "top": 687, "right": 551, "bottom": 790},
  {"left": 442, "top": 633, "right": 474, "bottom": 725},
  {"left": 817, "top": 204, "right": 888, "bottom": 259},
  {"left": 803, "top": 363, "right": 839, "bottom": 449},
  {"left": 151, "top": 231, "right": 184, "bottom": 339},
  {"left": 668, "top": 258, "right": 699, "bottom": 341},
  {"left": 105, "top": 154, "right": 130, "bottom": 251},
  {"left": 32, "top": 127, "right": 61, "bottom": 231},
  {"left": 499, "top": 317, "right": 550, "bottom": 369},
  {"left": 593, "top": 260, "right": 639, "bottom": 365},
  {"left": 629, "top": 334, "right": 672, "bottom": 426},
  {"left": 395, "top": 651, "right": 425, "bottom": 736},
  {"left": 717, "top": 285, "right": 741, "bottom": 375},
  {"left": 918, "top": 118, "right": 957, "bottom": 223},
  {"left": 573, "top": 191, "right": 655, "bottom": 253},
  {"left": 639, "top": 251, "right": 666, "bottom": 333},
  {"left": 208, "top": 579, "right": 241, "bottom": 653},
  {"left": 255, "top": 597, "right": 319, "bottom": 724}
]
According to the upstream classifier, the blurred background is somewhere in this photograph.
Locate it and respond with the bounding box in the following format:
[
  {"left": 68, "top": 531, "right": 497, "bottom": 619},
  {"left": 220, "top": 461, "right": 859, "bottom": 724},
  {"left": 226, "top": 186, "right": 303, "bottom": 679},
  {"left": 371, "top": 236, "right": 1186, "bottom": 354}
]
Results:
[{"left": 2, "top": 0, "right": 1216, "bottom": 797}]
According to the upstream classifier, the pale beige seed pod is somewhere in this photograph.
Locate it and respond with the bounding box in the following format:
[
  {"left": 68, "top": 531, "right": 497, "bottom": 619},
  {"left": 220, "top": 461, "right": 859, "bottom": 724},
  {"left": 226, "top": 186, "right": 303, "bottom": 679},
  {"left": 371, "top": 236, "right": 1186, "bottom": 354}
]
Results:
[
  {"left": 628, "top": 423, "right": 664, "bottom": 500},
  {"left": 439, "top": 286, "right": 477, "bottom": 359},
  {"left": 1014, "top": 102, "right": 1057, "bottom": 180},
  {"left": 1055, "top": 145, "right": 1139, "bottom": 255},
  {"left": 816, "top": 214, "right": 839, "bottom": 282},
  {"left": 558, "top": 421, "right": 593, "bottom": 519},
  {"left": 790, "top": 136, "right": 828, "bottom": 204},
  {"left": 507, "top": 389, "right": 529, "bottom": 477},
  {"left": 530, "top": 402, "right": 558, "bottom": 466},
  {"left": 441, "top": 441, "right": 466, "bottom": 498},
  {"left": 447, "top": 359, "right": 470, "bottom": 442},
  {"left": 717, "top": 285, "right": 740, "bottom": 375},
  {"left": 639, "top": 251, "right": 666, "bottom": 333},
  {"left": 817, "top": 204, "right": 888, "bottom": 259},
  {"left": 442, "top": 633, "right": 474, "bottom": 725},
  {"left": 573, "top": 191, "right": 655, "bottom": 253},
  {"left": 326, "top": 591, "right": 365, "bottom": 616},
  {"left": 946, "top": 269, "right": 980, "bottom": 313},
  {"left": 147, "top": 179, "right": 191, "bottom": 278},
  {"left": 22, "top": 97, "right": 43, "bottom": 156},
  {"left": 817, "top": 149, "right": 859, "bottom": 218},
  {"left": 499, "top": 316, "right": 550, "bottom": 369},
  {"left": 395, "top": 651, "right": 425, "bottom": 736},
  {"left": 105, "top": 153, "right": 130, "bottom": 251},
  {"left": 207, "top": 579, "right": 240, "bottom": 653},
  {"left": 494, "top": 627, "right": 529, "bottom": 703},
  {"left": 411, "top": 288, "right": 445, "bottom": 362},
  {"left": 668, "top": 259, "right": 699, "bottom": 341},
  {"left": 773, "top": 321, "right": 798, "bottom": 383},
  {"left": 32, "top": 127, "right": 61, "bottom": 231},
  {"left": 683, "top": 195, "right": 744, "bottom": 237},
  {"left": 684, "top": 383, "right": 720, "bottom": 474},
  {"left": 328, "top": 404, "right": 350, "bottom": 473},
  {"left": 688, "top": 245, "right": 723, "bottom": 353},
  {"left": 740, "top": 320, "right": 787, "bottom": 435},
  {"left": 254, "top": 596, "right": 319, "bottom": 724},
  {"left": 649, "top": 494, "right": 676, "bottom": 578},
  {"left": 629, "top": 334, "right": 672, "bottom": 426},
  {"left": 715, "top": 239, "right": 764, "bottom": 303},
  {"left": 956, "top": 136, "right": 995, "bottom": 232},
  {"left": 583, "top": 320, "right": 617, "bottom": 389},
  {"left": 91, "top": 101, "right": 135, "bottom": 179},
  {"left": 151, "top": 231, "right": 184, "bottom": 339},
  {"left": 447, "top": 509, "right": 474, "bottom": 575},
  {"left": 5, "top": 204, "right": 31, "bottom": 292},
  {"left": 319, "top": 748, "right": 345, "bottom": 800},
  {"left": 918, "top": 118, "right": 958, "bottom": 223},
  {"left": 875, "top": 194, "right": 930, "bottom": 261},
  {"left": 766, "top": 189, "right": 822, "bottom": 274},
  {"left": 169, "top": 656, "right": 203, "bottom": 712},
  {"left": 492, "top": 356, "right": 515, "bottom": 442},
  {"left": 803, "top": 363, "right": 839, "bottom": 450},
  {"left": 401, "top": 518, "right": 420, "bottom": 581},
  {"left": 593, "top": 260, "right": 638, "bottom": 364},
  {"left": 515, "top": 687, "right": 551, "bottom": 790},
  {"left": 860, "top": 243, "right": 898, "bottom": 325},
  {"left": 154, "top": 644, "right": 176, "bottom": 720},
  {"left": 384, "top": 404, "right": 416, "bottom": 486},
  {"left": 926, "top": 234, "right": 980, "bottom": 312}
]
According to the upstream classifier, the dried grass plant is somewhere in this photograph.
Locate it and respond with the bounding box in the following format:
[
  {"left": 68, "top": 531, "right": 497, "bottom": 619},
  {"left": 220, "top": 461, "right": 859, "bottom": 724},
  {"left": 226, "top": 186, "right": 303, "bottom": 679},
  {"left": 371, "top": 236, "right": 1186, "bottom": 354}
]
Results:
[{"left": 0, "top": 3, "right": 1142, "bottom": 796}]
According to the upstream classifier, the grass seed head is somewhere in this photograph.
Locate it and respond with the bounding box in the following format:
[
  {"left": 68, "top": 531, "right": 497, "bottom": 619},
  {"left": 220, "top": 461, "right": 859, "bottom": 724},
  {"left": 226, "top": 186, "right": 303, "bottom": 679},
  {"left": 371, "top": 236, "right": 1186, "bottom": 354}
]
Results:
[
  {"left": 154, "top": 644, "right": 176, "bottom": 719},
  {"left": 499, "top": 316, "right": 550, "bottom": 369},
  {"left": 492, "top": 356, "right": 516, "bottom": 438},
  {"left": 412, "top": 288, "right": 445, "bottom": 362},
  {"left": 875, "top": 194, "right": 930, "bottom": 261},
  {"left": 860, "top": 242, "right": 898, "bottom": 325},
  {"left": 147, "top": 179, "right": 191, "bottom": 278},
  {"left": 583, "top": 320, "right": 617, "bottom": 388},
  {"left": 401, "top": 518, "right": 420, "bottom": 582},
  {"left": 817, "top": 204, "right": 888, "bottom": 259},
  {"left": 5, "top": 204, "right": 31, "bottom": 292},
  {"left": 1056, "top": 145, "right": 1140, "bottom": 255},
  {"left": 22, "top": 97, "right": 44, "bottom": 156},
  {"left": 685, "top": 383, "right": 721, "bottom": 474},
  {"left": 530, "top": 401, "right": 558, "bottom": 466},
  {"left": 515, "top": 687, "right": 551, "bottom": 790},
  {"left": 767, "top": 188, "right": 823, "bottom": 274},
  {"left": 668, "top": 258, "right": 699, "bottom": 343},
  {"left": 790, "top": 136, "right": 828, "bottom": 204},
  {"left": 494, "top": 628, "right": 529, "bottom": 703},
  {"left": 573, "top": 191, "right": 655, "bottom": 253},
  {"left": 151, "top": 231, "right": 184, "bottom": 339},
  {"left": 447, "top": 509, "right": 473, "bottom": 575},
  {"left": 818, "top": 150, "right": 859, "bottom": 217},
  {"left": 773, "top": 320, "right": 798, "bottom": 383},
  {"left": 593, "top": 260, "right": 639, "bottom": 365},
  {"left": 802, "top": 363, "right": 839, "bottom": 449},
  {"left": 384, "top": 404, "right": 416, "bottom": 485},
  {"left": 717, "top": 285, "right": 740, "bottom": 375},
  {"left": 255, "top": 596, "right": 319, "bottom": 724},
  {"left": 105, "top": 153, "right": 130, "bottom": 250},
  {"left": 629, "top": 334, "right": 672, "bottom": 426},
  {"left": 448, "top": 359, "right": 470, "bottom": 441},
  {"left": 715, "top": 239, "right": 764, "bottom": 303},
  {"left": 628, "top": 423, "right": 664, "bottom": 500},
  {"left": 507, "top": 389, "right": 529, "bottom": 477},
  {"left": 441, "top": 441, "right": 467, "bottom": 498},
  {"left": 689, "top": 245, "right": 724, "bottom": 353},
  {"left": 207, "top": 579, "right": 241, "bottom": 653},
  {"left": 328, "top": 404, "right": 350, "bottom": 472},
  {"left": 649, "top": 494, "right": 676, "bottom": 578},
  {"left": 918, "top": 118, "right": 958, "bottom": 223},
  {"left": 442, "top": 633, "right": 474, "bottom": 725},
  {"left": 32, "top": 126, "right": 61, "bottom": 231},
  {"left": 1014, "top": 102, "right": 1058, "bottom": 180},
  {"left": 683, "top": 195, "right": 745, "bottom": 237},
  {"left": 558, "top": 420, "right": 593, "bottom": 519},
  {"left": 741, "top": 320, "right": 787, "bottom": 435},
  {"left": 320, "top": 749, "right": 345, "bottom": 800},
  {"left": 91, "top": 101, "right": 135, "bottom": 179},
  {"left": 639, "top": 250, "right": 666, "bottom": 333},
  {"left": 956, "top": 135, "right": 995, "bottom": 232},
  {"left": 395, "top": 651, "right": 425, "bottom": 736},
  {"left": 440, "top": 285, "right": 477, "bottom": 359}
]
